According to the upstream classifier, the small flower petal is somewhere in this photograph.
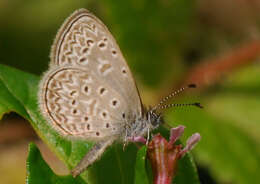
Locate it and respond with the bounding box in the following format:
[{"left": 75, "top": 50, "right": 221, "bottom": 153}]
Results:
[
  {"left": 180, "top": 133, "right": 201, "bottom": 157},
  {"left": 129, "top": 136, "right": 147, "bottom": 144},
  {"left": 169, "top": 125, "right": 185, "bottom": 145}
]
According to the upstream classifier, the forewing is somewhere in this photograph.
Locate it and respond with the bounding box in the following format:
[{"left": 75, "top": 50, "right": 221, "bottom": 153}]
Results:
[
  {"left": 50, "top": 9, "right": 142, "bottom": 118},
  {"left": 39, "top": 66, "right": 131, "bottom": 140}
]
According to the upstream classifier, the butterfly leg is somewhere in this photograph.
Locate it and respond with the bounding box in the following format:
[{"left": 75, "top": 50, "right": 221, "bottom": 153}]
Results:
[
  {"left": 71, "top": 138, "right": 115, "bottom": 177},
  {"left": 146, "top": 128, "right": 150, "bottom": 145}
]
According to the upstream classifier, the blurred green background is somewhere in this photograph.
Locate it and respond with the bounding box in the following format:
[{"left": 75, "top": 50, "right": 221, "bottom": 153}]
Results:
[{"left": 0, "top": 0, "right": 260, "bottom": 183}]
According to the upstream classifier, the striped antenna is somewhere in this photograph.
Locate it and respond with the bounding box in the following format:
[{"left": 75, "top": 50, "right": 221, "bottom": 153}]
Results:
[
  {"left": 152, "top": 84, "right": 197, "bottom": 111},
  {"left": 157, "top": 102, "right": 203, "bottom": 110}
]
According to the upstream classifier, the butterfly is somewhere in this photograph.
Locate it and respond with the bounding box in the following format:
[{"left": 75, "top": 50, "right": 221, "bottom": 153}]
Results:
[{"left": 38, "top": 8, "right": 201, "bottom": 177}]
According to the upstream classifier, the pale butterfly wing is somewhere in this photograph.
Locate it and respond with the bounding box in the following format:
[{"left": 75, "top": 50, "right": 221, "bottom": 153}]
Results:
[
  {"left": 39, "top": 66, "right": 135, "bottom": 140},
  {"left": 50, "top": 8, "right": 142, "bottom": 121},
  {"left": 39, "top": 9, "right": 144, "bottom": 140}
]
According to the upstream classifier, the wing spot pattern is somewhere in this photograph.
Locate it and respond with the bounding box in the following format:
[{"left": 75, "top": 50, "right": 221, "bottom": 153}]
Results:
[
  {"left": 78, "top": 57, "right": 88, "bottom": 65},
  {"left": 70, "top": 90, "right": 77, "bottom": 97},
  {"left": 82, "top": 85, "right": 91, "bottom": 95},
  {"left": 111, "top": 99, "right": 119, "bottom": 108},
  {"left": 86, "top": 39, "right": 94, "bottom": 47},
  {"left": 111, "top": 49, "right": 117, "bottom": 57},
  {"left": 88, "top": 99, "right": 97, "bottom": 115},
  {"left": 101, "top": 111, "right": 108, "bottom": 120},
  {"left": 98, "top": 40, "right": 107, "bottom": 50},
  {"left": 87, "top": 124, "right": 90, "bottom": 130},
  {"left": 43, "top": 10, "right": 143, "bottom": 139},
  {"left": 122, "top": 68, "right": 127, "bottom": 74},
  {"left": 99, "top": 63, "right": 112, "bottom": 75},
  {"left": 106, "top": 123, "right": 110, "bottom": 128},
  {"left": 57, "top": 21, "right": 98, "bottom": 65},
  {"left": 99, "top": 87, "right": 106, "bottom": 95},
  {"left": 72, "top": 109, "right": 78, "bottom": 115},
  {"left": 84, "top": 116, "right": 89, "bottom": 121},
  {"left": 71, "top": 99, "right": 76, "bottom": 105}
]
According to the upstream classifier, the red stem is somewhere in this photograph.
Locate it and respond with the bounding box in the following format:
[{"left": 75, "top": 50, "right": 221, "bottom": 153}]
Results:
[{"left": 184, "top": 40, "right": 260, "bottom": 88}]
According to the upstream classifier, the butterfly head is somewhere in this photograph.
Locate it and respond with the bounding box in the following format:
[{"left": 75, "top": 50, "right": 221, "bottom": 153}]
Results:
[
  {"left": 124, "top": 85, "right": 202, "bottom": 143},
  {"left": 147, "top": 109, "right": 163, "bottom": 129}
]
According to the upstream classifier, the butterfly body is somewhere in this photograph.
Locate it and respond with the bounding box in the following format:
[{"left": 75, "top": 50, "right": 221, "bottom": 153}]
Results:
[{"left": 123, "top": 109, "right": 161, "bottom": 142}]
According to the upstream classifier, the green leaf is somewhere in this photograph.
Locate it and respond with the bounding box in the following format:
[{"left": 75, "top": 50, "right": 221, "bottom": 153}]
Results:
[
  {"left": 0, "top": 79, "right": 28, "bottom": 119},
  {"left": 0, "top": 64, "right": 200, "bottom": 183},
  {"left": 134, "top": 146, "right": 149, "bottom": 184},
  {"left": 26, "top": 143, "right": 85, "bottom": 184},
  {"left": 174, "top": 154, "right": 201, "bottom": 184}
]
